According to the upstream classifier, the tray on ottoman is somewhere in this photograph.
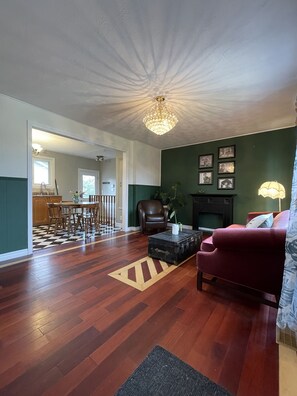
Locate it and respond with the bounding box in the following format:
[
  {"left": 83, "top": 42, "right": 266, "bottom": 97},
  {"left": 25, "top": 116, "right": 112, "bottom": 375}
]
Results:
[{"left": 148, "top": 230, "right": 202, "bottom": 265}]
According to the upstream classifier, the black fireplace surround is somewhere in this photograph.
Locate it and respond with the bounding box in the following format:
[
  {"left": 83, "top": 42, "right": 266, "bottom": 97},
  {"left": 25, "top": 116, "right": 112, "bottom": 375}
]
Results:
[{"left": 191, "top": 194, "right": 236, "bottom": 230}]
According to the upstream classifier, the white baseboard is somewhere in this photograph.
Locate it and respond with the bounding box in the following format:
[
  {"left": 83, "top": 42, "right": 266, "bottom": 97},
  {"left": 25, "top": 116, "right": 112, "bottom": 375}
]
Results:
[
  {"left": 0, "top": 249, "right": 31, "bottom": 267},
  {"left": 127, "top": 226, "right": 141, "bottom": 232}
]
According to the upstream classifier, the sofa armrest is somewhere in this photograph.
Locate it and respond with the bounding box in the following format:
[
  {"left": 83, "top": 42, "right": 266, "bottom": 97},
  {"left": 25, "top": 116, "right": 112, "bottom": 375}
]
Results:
[{"left": 212, "top": 228, "right": 286, "bottom": 251}]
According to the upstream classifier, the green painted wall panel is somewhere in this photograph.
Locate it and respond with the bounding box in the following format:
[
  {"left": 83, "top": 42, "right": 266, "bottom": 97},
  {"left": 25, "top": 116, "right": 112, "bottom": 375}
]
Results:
[
  {"left": 128, "top": 184, "right": 159, "bottom": 226},
  {"left": 161, "top": 127, "right": 296, "bottom": 226},
  {"left": 0, "top": 177, "right": 28, "bottom": 254}
]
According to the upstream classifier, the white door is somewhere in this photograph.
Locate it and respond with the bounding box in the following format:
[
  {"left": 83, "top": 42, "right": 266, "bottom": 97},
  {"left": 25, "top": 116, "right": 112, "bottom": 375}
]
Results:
[{"left": 78, "top": 169, "right": 99, "bottom": 199}]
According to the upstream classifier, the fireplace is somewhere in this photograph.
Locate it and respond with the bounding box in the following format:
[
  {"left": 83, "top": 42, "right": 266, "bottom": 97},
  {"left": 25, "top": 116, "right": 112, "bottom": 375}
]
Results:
[{"left": 191, "top": 194, "right": 236, "bottom": 231}]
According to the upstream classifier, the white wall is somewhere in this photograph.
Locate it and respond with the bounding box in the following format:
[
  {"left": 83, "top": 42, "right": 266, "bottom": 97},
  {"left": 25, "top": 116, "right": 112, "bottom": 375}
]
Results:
[
  {"left": 100, "top": 159, "right": 116, "bottom": 195},
  {"left": 130, "top": 140, "right": 161, "bottom": 186},
  {"left": 0, "top": 94, "right": 161, "bottom": 183}
]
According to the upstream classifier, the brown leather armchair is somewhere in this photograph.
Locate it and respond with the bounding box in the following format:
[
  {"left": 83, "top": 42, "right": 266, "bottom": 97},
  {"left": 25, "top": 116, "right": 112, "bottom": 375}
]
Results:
[{"left": 137, "top": 200, "right": 168, "bottom": 234}]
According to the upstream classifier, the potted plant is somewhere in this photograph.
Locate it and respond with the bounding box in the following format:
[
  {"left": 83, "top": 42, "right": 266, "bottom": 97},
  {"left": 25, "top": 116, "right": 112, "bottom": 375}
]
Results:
[
  {"left": 155, "top": 183, "right": 186, "bottom": 234},
  {"left": 168, "top": 183, "right": 186, "bottom": 233},
  {"left": 154, "top": 190, "right": 170, "bottom": 206}
]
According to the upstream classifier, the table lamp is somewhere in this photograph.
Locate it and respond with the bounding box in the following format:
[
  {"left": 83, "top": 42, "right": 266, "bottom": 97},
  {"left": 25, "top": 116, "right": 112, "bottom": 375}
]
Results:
[{"left": 258, "top": 181, "right": 286, "bottom": 211}]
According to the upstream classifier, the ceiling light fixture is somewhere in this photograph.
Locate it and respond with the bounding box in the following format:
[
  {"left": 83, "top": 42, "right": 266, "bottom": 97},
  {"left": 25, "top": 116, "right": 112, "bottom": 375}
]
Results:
[
  {"left": 143, "top": 96, "right": 178, "bottom": 135},
  {"left": 32, "top": 143, "right": 43, "bottom": 156}
]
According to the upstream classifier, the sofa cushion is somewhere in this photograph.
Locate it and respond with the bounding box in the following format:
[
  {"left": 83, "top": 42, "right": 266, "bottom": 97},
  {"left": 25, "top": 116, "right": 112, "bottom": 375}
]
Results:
[
  {"left": 246, "top": 213, "right": 273, "bottom": 229},
  {"left": 146, "top": 214, "right": 165, "bottom": 222},
  {"left": 272, "top": 210, "right": 290, "bottom": 229}
]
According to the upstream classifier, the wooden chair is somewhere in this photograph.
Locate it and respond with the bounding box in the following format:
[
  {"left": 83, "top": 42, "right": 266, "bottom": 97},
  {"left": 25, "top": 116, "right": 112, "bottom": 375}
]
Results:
[
  {"left": 75, "top": 203, "right": 99, "bottom": 236},
  {"left": 47, "top": 203, "right": 71, "bottom": 235}
]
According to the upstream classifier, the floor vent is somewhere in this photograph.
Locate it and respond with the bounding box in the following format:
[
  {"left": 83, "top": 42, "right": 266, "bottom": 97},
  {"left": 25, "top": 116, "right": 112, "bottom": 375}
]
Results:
[{"left": 276, "top": 326, "right": 297, "bottom": 351}]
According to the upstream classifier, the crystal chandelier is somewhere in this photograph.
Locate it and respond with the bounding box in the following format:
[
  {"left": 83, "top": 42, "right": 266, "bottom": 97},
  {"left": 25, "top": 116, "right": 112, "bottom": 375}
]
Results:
[{"left": 143, "top": 96, "right": 178, "bottom": 135}]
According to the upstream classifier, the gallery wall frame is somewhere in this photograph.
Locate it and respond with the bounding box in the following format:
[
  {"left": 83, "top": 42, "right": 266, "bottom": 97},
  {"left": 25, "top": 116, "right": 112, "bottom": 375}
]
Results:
[
  {"left": 218, "top": 145, "right": 236, "bottom": 159},
  {"left": 218, "top": 161, "right": 235, "bottom": 174},
  {"left": 217, "top": 177, "right": 235, "bottom": 190},
  {"left": 198, "top": 171, "right": 213, "bottom": 185},
  {"left": 198, "top": 154, "right": 214, "bottom": 169}
]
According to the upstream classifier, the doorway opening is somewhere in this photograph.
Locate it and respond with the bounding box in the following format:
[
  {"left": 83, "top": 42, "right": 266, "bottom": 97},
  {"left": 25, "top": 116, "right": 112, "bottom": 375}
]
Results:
[{"left": 29, "top": 126, "right": 126, "bottom": 252}]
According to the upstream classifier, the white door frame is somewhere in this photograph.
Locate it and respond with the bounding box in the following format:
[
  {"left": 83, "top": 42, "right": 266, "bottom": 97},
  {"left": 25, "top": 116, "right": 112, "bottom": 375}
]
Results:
[{"left": 27, "top": 121, "right": 129, "bottom": 255}]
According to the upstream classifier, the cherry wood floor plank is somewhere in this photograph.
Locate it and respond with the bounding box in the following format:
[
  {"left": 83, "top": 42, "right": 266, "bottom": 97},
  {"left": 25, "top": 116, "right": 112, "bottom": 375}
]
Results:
[
  {"left": 90, "top": 304, "right": 161, "bottom": 365},
  {"left": 42, "top": 357, "right": 97, "bottom": 396},
  {"left": 0, "top": 327, "right": 100, "bottom": 395},
  {"left": 69, "top": 307, "right": 185, "bottom": 396},
  {"left": 91, "top": 356, "right": 136, "bottom": 396},
  {"left": 58, "top": 302, "right": 147, "bottom": 375},
  {"left": 0, "top": 232, "right": 279, "bottom": 395}
]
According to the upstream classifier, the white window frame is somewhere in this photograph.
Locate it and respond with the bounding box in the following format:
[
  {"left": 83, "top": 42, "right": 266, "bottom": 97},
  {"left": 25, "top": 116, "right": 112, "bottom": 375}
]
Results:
[{"left": 32, "top": 155, "right": 55, "bottom": 189}]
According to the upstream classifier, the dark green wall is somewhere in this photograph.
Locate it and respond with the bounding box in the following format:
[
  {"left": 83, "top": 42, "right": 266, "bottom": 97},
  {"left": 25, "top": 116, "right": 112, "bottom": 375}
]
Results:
[
  {"left": 0, "top": 177, "right": 28, "bottom": 254},
  {"left": 128, "top": 184, "right": 158, "bottom": 226},
  {"left": 161, "top": 127, "right": 296, "bottom": 225}
]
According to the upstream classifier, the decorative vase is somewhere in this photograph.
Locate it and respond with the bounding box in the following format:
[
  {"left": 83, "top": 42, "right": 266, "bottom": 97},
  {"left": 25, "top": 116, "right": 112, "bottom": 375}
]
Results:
[
  {"left": 172, "top": 223, "right": 179, "bottom": 235},
  {"left": 72, "top": 196, "right": 79, "bottom": 203}
]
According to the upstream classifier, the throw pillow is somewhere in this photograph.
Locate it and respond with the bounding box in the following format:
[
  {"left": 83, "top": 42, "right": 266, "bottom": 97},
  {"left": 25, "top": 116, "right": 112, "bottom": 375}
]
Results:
[{"left": 246, "top": 213, "right": 273, "bottom": 229}]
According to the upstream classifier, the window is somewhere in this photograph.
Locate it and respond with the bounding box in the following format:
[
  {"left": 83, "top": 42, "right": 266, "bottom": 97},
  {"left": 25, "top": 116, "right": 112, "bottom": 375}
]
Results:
[
  {"left": 83, "top": 174, "right": 96, "bottom": 196},
  {"left": 33, "top": 156, "right": 55, "bottom": 188},
  {"left": 78, "top": 169, "right": 99, "bottom": 198}
]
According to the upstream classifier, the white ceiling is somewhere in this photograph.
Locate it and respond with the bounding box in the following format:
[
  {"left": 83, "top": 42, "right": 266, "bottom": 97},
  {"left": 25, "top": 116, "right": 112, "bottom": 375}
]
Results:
[
  {"left": 32, "top": 128, "right": 117, "bottom": 160},
  {"left": 1, "top": 0, "right": 297, "bottom": 150}
]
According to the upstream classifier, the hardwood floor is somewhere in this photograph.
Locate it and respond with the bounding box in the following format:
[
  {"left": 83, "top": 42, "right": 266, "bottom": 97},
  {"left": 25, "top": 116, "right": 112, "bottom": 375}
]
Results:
[{"left": 0, "top": 232, "right": 278, "bottom": 395}]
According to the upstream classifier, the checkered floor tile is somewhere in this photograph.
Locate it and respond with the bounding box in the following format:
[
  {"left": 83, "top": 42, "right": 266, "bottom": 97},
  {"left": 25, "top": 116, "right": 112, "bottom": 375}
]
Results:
[{"left": 33, "top": 224, "right": 121, "bottom": 251}]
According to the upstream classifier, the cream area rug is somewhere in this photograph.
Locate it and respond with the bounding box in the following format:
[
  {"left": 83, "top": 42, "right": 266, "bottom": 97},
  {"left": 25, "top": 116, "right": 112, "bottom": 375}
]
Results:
[{"left": 108, "top": 255, "right": 192, "bottom": 291}]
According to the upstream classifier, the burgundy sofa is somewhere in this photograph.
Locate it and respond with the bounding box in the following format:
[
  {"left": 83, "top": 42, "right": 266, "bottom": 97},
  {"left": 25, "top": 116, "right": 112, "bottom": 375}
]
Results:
[{"left": 196, "top": 210, "right": 290, "bottom": 307}]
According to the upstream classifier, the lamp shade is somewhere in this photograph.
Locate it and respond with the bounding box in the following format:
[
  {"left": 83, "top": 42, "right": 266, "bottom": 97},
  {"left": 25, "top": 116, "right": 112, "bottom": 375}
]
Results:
[{"left": 258, "top": 181, "right": 286, "bottom": 199}]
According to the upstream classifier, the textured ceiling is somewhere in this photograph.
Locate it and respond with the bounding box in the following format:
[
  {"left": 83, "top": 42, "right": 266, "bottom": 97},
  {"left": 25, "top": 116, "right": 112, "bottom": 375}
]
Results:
[{"left": 0, "top": 0, "right": 297, "bottom": 150}]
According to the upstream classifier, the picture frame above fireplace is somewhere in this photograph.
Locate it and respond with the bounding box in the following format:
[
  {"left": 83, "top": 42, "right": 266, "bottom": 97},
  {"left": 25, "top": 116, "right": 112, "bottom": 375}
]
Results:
[
  {"left": 198, "top": 154, "right": 213, "bottom": 169},
  {"left": 198, "top": 171, "right": 213, "bottom": 185},
  {"left": 218, "top": 161, "right": 235, "bottom": 174},
  {"left": 218, "top": 145, "right": 235, "bottom": 159},
  {"left": 217, "top": 177, "right": 235, "bottom": 190}
]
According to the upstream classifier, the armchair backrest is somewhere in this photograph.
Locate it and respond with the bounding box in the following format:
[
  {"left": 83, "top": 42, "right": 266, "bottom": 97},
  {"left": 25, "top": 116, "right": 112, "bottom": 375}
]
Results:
[
  {"left": 137, "top": 200, "right": 168, "bottom": 233},
  {"left": 138, "top": 200, "right": 164, "bottom": 215}
]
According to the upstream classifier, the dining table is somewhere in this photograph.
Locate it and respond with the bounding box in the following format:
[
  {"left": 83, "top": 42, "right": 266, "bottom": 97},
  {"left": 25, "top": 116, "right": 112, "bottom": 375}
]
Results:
[{"left": 53, "top": 201, "right": 100, "bottom": 235}]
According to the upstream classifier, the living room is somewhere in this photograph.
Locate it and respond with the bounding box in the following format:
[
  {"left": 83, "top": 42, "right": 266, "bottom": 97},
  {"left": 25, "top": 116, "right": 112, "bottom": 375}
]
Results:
[{"left": 1, "top": 1, "right": 297, "bottom": 395}]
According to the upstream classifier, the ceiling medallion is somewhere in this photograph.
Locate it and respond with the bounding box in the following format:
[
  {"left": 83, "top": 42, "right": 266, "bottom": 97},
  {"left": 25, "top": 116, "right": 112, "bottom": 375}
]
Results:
[{"left": 143, "top": 96, "right": 178, "bottom": 135}]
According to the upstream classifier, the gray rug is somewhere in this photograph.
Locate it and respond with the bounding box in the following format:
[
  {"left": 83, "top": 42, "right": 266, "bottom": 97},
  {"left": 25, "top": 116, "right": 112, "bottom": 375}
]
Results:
[{"left": 115, "top": 345, "right": 232, "bottom": 396}]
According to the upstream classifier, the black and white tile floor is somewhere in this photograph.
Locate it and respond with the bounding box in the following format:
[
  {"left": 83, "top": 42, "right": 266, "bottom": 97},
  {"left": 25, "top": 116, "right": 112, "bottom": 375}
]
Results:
[{"left": 33, "top": 224, "right": 121, "bottom": 251}]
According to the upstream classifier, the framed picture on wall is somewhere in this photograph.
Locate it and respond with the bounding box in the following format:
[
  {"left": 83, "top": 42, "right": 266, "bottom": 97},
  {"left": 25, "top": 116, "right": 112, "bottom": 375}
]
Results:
[
  {"left": 198, "top": 154, "right": 213, "bottom": 169},
  {"left": 218, "top": 145, "right": 235, "bottom": 159},
  {"left": 218, "top": 161, "right": 235, "bottom": 174},
  {"left": 198, "top": 171, "right": 213, "bottom": 185},
  {"left": 217, "top": 177, "right": 235, "bottom": 190}
]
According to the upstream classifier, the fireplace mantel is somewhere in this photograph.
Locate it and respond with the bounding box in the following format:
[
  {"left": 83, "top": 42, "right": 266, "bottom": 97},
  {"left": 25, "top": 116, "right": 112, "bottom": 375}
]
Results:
[{"left": 191, "top": 194, "right": 236, "bottom": 230}]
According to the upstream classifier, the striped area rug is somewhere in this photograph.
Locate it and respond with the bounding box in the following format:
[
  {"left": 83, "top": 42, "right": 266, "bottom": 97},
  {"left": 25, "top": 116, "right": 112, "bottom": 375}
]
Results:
[{"left": 108, "top": 256, "right": 187, "bottom": 291}]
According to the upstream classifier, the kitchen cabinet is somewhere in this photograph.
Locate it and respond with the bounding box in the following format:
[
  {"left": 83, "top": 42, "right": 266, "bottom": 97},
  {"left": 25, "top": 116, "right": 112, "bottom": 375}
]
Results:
[{"left": 33, "top": 195, "right": 62, "bottom": 226}]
